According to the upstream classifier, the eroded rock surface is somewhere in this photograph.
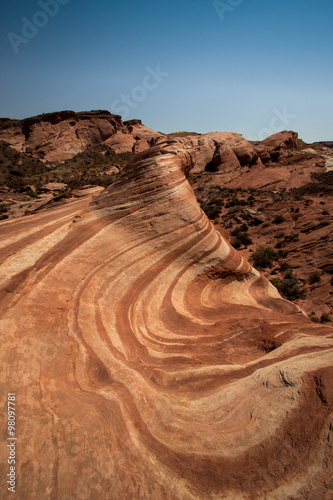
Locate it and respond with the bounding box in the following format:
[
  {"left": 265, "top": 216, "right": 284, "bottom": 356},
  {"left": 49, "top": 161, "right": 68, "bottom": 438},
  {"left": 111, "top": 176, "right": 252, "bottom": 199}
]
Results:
[
  {"left": 0, "top": 137, "right": 332, "bottom": 499},
  {"left": 0, "top": 111, "right": 163, "bottom": 162}
]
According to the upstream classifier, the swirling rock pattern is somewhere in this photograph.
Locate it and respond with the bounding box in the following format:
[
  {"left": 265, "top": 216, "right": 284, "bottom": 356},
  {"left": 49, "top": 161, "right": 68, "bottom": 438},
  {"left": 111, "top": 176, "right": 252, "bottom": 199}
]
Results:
[{"left": 1, "top": 137, "right": 333, "bottom": 499}]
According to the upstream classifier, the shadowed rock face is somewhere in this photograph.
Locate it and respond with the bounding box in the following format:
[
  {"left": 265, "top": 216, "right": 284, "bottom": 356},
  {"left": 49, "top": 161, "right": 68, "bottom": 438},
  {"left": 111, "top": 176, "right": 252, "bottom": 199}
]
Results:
[{"left": 0, "top": 137, "right": 332, "bottom": 499}]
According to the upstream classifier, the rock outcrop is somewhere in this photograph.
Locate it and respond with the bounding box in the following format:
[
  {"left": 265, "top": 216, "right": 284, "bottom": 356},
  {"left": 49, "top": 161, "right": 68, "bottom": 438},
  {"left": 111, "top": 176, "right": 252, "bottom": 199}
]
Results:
[
  {"left": 0, "top": 110, "right": 163, "bottom": 162},
  {"left": 155, "top": 132, "right": 262, "bottom": 173},
  {"left": 254, "top": 130, "right": 298, "bottom": 164},
  {"left": 1, "top": 136, "right": 332, "bottom": 499}
]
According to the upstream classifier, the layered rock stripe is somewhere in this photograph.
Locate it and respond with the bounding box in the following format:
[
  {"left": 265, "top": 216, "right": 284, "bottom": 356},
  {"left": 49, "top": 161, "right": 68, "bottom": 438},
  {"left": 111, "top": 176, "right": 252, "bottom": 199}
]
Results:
[{"left": 1, "top": 137, "right": 332, "bottom": 499}]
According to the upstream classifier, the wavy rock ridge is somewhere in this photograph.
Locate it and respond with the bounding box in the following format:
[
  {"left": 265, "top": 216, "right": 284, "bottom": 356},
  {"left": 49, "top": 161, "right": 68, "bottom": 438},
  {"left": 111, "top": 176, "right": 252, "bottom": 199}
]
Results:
[{"left": 1, "top": 137, "right": 333, "bottom": 499}]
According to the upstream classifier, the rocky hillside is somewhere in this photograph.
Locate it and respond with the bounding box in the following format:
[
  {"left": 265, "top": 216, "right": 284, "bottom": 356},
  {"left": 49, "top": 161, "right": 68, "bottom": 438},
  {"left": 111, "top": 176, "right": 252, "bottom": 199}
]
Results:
[
  {"left": 187, "top": 131, "right": 333, "bottom": 320},
  {"left": 0, "top": 109, "right": 163, "bottom": 161},
  {"left": 0, "top": 135, "right": 332, "bottom": 499}
]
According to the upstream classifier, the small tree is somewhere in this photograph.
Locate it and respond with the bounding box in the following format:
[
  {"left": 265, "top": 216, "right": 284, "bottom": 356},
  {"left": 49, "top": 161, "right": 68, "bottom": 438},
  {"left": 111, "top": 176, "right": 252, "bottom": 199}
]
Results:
[{"left": 252, "top": 246, "right": 279, "bottom": 269}]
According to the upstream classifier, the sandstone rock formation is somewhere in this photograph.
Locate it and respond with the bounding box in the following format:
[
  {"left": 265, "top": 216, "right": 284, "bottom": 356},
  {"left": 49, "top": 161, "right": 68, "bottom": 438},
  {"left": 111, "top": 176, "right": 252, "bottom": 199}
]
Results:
[
  {"left": 261, "top": 130, "right": 298, "bottom": 151},
  {"left": 155, "top": 132, "right": 262, "bottom": 174},
  {"left": 0, "top": 111, "right": 163, "bottom": 162},
  {"left": 1, "top": 136, "right": 332, "bottom": 499},
  {"left": 253, "top": 130, "right": 297, "bottom": 164}
]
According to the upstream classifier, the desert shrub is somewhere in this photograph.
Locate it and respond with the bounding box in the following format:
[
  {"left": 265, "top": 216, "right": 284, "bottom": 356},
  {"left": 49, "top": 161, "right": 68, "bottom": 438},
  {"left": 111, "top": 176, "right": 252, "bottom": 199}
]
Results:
[
  {"left": 237, "top": 233, "right": 252, "bottom": 247},
  {"left": 0, "top": 203, "right": 9, "bottom": 213},
  {"left": 271, "top": 270, "right": 306, "bottom": 301},
  {"left": 273, "top": 214, "right": 285, "bottom": 224},
  {"left": 230, "top": 237, "right": 241, "bottom": 249},
  {"left": 252, "top": 246, "right": 279, "bottom": 269},
  {"left": 230, "top": 231, "right": 252, "bottom": 249},
  {"left": 322, "top": 210, "right": 329, "bottom": 215},
  {"left": 26, "top": 189, "right": 39, "bottom": 198},
  {"left": 0, "top": 213, "right": 9, "bottom": 220},
  {"left": 231, "top": 223, "right": 249, "bottom": 235},
  {"left": 230, "top": 224, "right": 252, "bottom": 248},
  {"left": 225, "top": 197, "right": 248, "bottom": 208},
  {"left": 279, "top": 261, "right": 290, "bottom": 273},
  {"left": 309, "top": 272, "right": 321, "bottom": 284},
  {"left": 201, "top": 202, "right": 222, "bottom": 220},
  {"left": 278, "top": 249, "right": 288, "bottom": 258}
]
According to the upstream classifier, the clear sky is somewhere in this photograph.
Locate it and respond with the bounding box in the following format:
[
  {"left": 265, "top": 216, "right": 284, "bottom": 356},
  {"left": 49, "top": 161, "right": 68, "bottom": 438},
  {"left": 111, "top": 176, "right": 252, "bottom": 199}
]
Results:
[{"left": 0, "top": 0, "right": 332, "bottom": 142}]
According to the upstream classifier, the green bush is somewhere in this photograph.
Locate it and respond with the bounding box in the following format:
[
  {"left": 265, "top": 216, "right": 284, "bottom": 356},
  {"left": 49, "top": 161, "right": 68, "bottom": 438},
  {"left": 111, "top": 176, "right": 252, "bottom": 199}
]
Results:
[
  {"left": 230, "top": 224, "right": 252, "bottom": 248},
  {"left": 271, "top": 270, "right": 306, "bottom": 301},
  {"left": 231, "top": 232, "right": 252, "bottom": 249},
  {"left": 252, "top": 246, "right": 279, "bottom": 269}
]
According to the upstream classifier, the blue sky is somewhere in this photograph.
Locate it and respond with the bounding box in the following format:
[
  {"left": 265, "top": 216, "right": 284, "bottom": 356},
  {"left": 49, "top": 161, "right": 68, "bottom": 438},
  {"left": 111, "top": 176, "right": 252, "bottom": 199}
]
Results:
[{"left": 0, "top": 0, "right": 332, "bottom": 142}]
